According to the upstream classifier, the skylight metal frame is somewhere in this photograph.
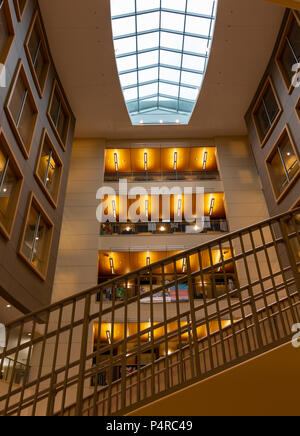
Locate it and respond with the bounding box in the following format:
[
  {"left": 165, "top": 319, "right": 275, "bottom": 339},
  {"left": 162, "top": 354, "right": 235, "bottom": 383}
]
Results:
[{"left": 110, "top": 0, "right": 218, "bottom": 125}]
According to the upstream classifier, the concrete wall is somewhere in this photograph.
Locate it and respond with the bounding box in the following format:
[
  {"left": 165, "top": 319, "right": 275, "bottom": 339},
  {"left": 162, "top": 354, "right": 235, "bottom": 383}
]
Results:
[{"left": 245, "top": 10, "right": 300, "bottom": 215}]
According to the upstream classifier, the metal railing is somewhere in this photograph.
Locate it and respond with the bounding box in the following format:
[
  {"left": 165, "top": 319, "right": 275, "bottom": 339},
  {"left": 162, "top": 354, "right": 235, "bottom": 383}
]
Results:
[
  {"left": 100, "top": 220, "right": 229, "bottom": 236},
  {"left": 0, "top": 209, "right": 299, "bottom": 416},
  {"left": 0, "top": 357, "right": 28, "bottom": 386},
  {"left": 104, "top": 170, "right": 220, "bottom": 183}
]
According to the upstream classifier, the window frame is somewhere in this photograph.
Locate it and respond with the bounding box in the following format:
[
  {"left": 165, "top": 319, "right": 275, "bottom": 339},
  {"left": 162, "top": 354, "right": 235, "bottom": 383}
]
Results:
[
  {"left": 275, "top": 10, "right": 300, "bottom": 95},
  {"left": 265, "top": 125, "right": 300, "bottom": 204},
  {"left": 0, "top": 0, "right": 15, "bottom": 65},
  {"left": 291, "top": 197, "right": 300, "bottom": 210},
  {"left": 251, "top": 76, "right": 283, "bottom": 147},
  {"left": 19, "top": 192, "right": 54, "bottom": 281},
  {"left": 24, "top": 10, "right": 51, "bottom": 98},
  {"left": 0, "top": 127, "right": 24, "bottom": 240},
  {"left": 47, "top": 79, "right": 71, "bottom": 151},
  {"left": 13, "top": 0, "right": 28, "bottom": 22},
  {"left": 35, "top": 129, "right": 63, "bottom": 209},
  {"left": 4, "top": 59, "right": 39, "bottom": 159}
]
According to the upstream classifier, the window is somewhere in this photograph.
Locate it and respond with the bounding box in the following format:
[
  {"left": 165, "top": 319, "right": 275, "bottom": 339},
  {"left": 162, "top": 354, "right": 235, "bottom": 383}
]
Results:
[
  {"left": 35, "top": 130, "right": 63, "bottom": 208},
  {"left": 47, "top": 80, "right": 71, "bottom": 150},
  {"left": 5, "top": 60, "right": 38, "bottom": 159},
  {"left": 276, "top": 11, "right": 300, "bottom": 94},
  {"left": 0, "top": 128, "right": 23, "bottom": 239},
  {"left": 252, "top": 77, "right": 282, "bottom": 146},
  {"left": 110, "top": 0, "right": 218, "bottom": 125},
  {"left": 24, "top": 11, "right": 51, "bottom": 98},
  {"left": 266, "top": 126, "right": 300, "bottom": 203},
  {"left": 19, "top": 194, "right": 53, "bottom": 280},
  {"left": 0, "top": 0, "right": 15, "bottom": 65},
  {"left": 13, "top": 0, "right": 28, "bottom": 22}
]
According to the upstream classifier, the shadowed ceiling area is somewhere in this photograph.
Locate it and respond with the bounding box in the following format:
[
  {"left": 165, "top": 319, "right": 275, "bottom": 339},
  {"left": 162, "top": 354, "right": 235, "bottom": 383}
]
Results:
[{"left": 39, "top": 0, "right": 285, "bottom": 139}]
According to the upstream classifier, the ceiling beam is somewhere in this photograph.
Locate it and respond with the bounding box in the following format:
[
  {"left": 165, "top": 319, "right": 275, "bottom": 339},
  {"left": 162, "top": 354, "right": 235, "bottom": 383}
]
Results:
[{"left": 265, "top": 0, "right": 300, "bottom": 10}]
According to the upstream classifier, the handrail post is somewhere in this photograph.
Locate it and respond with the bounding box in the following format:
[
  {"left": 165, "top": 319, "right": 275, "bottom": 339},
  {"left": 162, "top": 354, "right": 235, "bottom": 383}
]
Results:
[
  {"left": 46, "top": 373, "right": 57, "bottom": 416},
  {"left": 279, "top": 217, "right": 300, "bottom": 297},
  {"left": 75, "top": 294, "right": 91, "bottom": 416}
]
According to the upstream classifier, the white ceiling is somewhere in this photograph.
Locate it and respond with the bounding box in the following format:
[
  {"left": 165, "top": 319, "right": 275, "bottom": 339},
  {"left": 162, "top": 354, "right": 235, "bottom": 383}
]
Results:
[{"left": 39, "top": 0, "right": 285, "bottom": 140}]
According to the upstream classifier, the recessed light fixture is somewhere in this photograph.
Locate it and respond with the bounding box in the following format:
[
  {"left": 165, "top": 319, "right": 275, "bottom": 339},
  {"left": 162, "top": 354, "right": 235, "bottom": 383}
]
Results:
[
  {"left": 203, "top": 151, "right": 208, "bottom": 170},
  {"left": 160, "top": 226, "right": 166, "bottom": 232},
  {"left": 109, "top": 257, "right": 114, "bottom": 274},
  {"left": 177, "top": 199, "right": 182, "bottom": 217},
  {"left": 159, "top": 120, "right": 163, "bottom": 124},
  {"left": 209, "top": 198, "right": 215, "bottom": 216},
  {"left": 146, "top": 256, "right": 151, "bottom": 266},
  {"left": 3, "top": 188, "right": 7, "bottom": 193},
  {"left": 114, "top": 153, "right": 119, "bottom": 172},
  {"left": 144, "top": 152, "right": 148, "bottom": 171},
  {"left": 6, "top": 305, "right": 11, "bottom": 309},
  {"left": 176, "top": 120, "right": 180, "bottom": 124},
  {"left": 145, "top": 200, "right": 149, "bottom": 218},
  {"left": 126, "top": 226, "right": 131, "bottom": 232},
  {"left": 174, "top": 152, "right": 178, "bottom": 170},
  {"left": 140, "top": 120, "right": 144, "bottom": 125}
]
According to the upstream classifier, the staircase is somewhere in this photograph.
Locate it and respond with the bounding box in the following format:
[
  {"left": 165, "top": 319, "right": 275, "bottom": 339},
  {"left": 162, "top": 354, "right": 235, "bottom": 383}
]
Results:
[{"left": 0, "top": 209, "right": 299, "bottom": 416}]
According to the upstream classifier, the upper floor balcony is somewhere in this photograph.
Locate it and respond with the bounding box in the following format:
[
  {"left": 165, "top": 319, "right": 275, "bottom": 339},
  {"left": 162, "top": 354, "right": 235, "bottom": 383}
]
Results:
[{"left": 104, "top": 147, "right": 219, "bottom": 182}]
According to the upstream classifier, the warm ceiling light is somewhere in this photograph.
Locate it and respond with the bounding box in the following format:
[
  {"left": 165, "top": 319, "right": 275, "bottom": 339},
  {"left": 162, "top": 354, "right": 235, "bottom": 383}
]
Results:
[
  {"left": 209, "top": 198, "right": 215, "bottom": 216},
  {"left": 6, "top": 305, "right": 11, "bottom": 309},
  {"left": 112, "top": 200, "right": 117, "bottom": 218},
  {"left": 126, "top": 226, "right": 131, "bottom": 232},
  {"left": 3, "top": 188, "right": 7, "bottom": 193},
  {"left": 177, "top": 199, "right": 182, "bottom": 217},
  {"left": 114, "top": 153, "right": 118, "bottom": 172},
  {"left": 159, "top": 120, "right": 163, "bottom": 124},
  {"left": 146, "top": 257, "right": 151, "bottom": 266},
  {"left": 160, "top": 226, "right": 166, "bottom": 232},
  {"left": 144, "top": 152, "right": 148, "bottom": 171},
  {"left": 145, "top": 200, "right": 149, "bottom": 218},
  {"left": 203, "top": 151, "right": 208, "bottom": 170},
  {"left": 176, "top": 120, "right": 180, "bottom": 124},
  {"left": 109, "top": 257, "right": 114, "bottom": 274},
  {"left": 106, "top": 330, "right": 112, "bottom": 344},
  {"left": 140, "top": 120, "right": 144, "bottom": 125},
  {"left": 174, "top": 152, "right": 178, "bottom": 170},
  {"left": 194, "top": 225, "right": 199, "bottom": 231}
]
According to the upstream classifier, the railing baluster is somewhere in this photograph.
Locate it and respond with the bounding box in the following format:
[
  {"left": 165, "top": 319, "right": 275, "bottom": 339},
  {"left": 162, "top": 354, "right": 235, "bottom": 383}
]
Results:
[
  {"left": 173, "top": 259, "right": 185, "bottom": 383},
  {"left": 161, "top": 264, "right": 170, "bottom": 390}
]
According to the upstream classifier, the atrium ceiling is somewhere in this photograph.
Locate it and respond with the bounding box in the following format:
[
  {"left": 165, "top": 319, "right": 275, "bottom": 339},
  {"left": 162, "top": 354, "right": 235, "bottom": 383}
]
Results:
[{"left": 39, "top": 0, "right": 285, "bottom": 139}]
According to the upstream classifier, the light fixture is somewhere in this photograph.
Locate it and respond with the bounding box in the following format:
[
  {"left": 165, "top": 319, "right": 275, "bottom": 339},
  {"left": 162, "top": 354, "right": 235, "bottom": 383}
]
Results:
[
  {"left": 160, "top": 226, "right": 166, "bottom": 232},
  {"left": 177, "top": 199, "right": 182, "bottom": 217},
  {"left": 146, "top": 256, "right": 151, "bottom": 266},
  {"left": 145, "top": 199, "right": 149, "bottom": 218},
  {"left": 159, "top": 120, "right": 163, "bottom": 124},
  {"left": 106, "top": 330, "right": 112, "bottom": 344},
  {"left": 203, "top": 151, "right": 208, "bottom": 170},
  {"left": 28, "top": 333, "right": 32, "bottom": 337},
  {"left": 182, "top": 258, "right": 187, "bottom": 273},
  {"left": 126, "top": 226, "right": 131, "bottom": 232},
  {"left": 114, "top": 153, "right": 118, "bottom": 172},
  {"left": 109, "top": 257, "right": 114, "bottom": 274},
  {"left": 6, "top": 305, "right": 11, "bottom": 309},
  {"left": 209, "top": 198, "right": 215, "bottom": 216},
  {"left": 194, "top": 225, "right": 199, "bottom": 231},
  {"left": 176, "top": 120, "right": 180, "bottom": 124},
  {"left": 112, "top": 200, "right": 116, "bottom": 219},
  {"left": 174, "top": 152, "right": 178, "bottom": 170},
  {"left": 144, "top": 152, "right": 148, "bottom": 171},
  {"left": 140, "top": 120, "right": 144, "bottom": 125},
  {"left": 3, "top": 188, "right": 7, "bottom": 193}
]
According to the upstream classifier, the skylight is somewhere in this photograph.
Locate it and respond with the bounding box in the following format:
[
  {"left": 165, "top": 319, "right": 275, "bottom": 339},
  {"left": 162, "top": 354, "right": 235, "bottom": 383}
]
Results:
[{"left": 110, "top": 0, "right": 218, "bottom": 126}]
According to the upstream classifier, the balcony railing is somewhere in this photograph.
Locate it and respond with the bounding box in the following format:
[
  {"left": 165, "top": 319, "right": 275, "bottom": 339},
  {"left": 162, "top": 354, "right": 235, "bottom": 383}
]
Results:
[
  {"left": 0, "top": 208, "right": 299, "bottom": 416},
  {"left": 100, "top": 220, "right": 229, "bottom": 236},
  {"left": 104, "top": 170, "right": 220, "bottom": 183},
  {"left": 0, "top": 357, "right": 28, "bottom": 386}
]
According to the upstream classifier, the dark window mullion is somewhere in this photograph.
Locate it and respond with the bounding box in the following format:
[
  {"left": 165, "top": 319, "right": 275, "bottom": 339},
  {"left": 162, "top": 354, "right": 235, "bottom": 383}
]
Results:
[
  {"left": 43, "top": 150, "right": 53, "bottom": 187},
  {"left": 286, "top": 36, "right": 299, "bottom": 64},
  {"left": 32, "top": 39, "right": 42, "bottom": 68},
  {"left": 262, "top": 97, "right": 272, "bottom": 128},
  {"left": 278, "top": 145, "right": 290, "bottom": 185},
  {"left": 16, "top": 90, "right": 28, "bottom": 128}
]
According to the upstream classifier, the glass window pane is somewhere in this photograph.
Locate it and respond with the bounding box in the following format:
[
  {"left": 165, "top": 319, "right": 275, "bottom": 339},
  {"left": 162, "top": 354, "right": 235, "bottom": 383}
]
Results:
[
  {"left": 138, "top": 50, "right": 159, "bottom": 67},
  {"left": 112, "top": 16, "right": 136, "bottom": 37},
  {"left": 116, "top": 55, "right": 137, "bottom": 72},
  {"left": 180, "top": 86, "right": 199, "bottom": 100},
  {"left": 264, "top": 85, "right": 280, "bottom": 124},
  {"left": 136, "top": 0, "right": 160, "bottom": 12},
  {"left": 114, "top": 37, "right": 136, "bottom": 55},
  {"left": 120, "top": 72, "right": 138, "bottom": 87},
  {"left": 139, "top": 82, "right": 158, "bottom": 97},
  {"left": 160, "top": 50, "right": 182, "bottom": 67},
  {"left": 186, "top": 16, "right": 211, "bottom": 36},
  {"left": 184, "top": 36, "right": 209, "bottom": 55},
  {"left": 138, "top": 32, "right": 159, "bottom": 50},
  {"left": 181, "top": 70, "right": 203, "bottom": 87},
  {"left": 137, "top": 12, "right": 160, "bottom": 32},
  {"left": 162, "top": 0, "right": 186, "bottom": 12},
  {"left": 139, "top": 67, "right": 159, "bottom": 83},
  {"left": 182, "top": 54, "right": 205, "bottom": 71},
  {"left": 160, "top": 66, "right": 181, "bottom": 83},
  {"left": 123, "top": 87, "right": 138, "bottom": 100},
  {"left": 187, "top": 0, "right": 215, "bottom": 16},
  {"left": 161, "top": 12, "right": 185, "bottom": 32},
  {"left": 281, "top": 136, "right": 299, "bottom": 182},
  {"left": 160, "top": 32, "right": 183, "bottom": 50},
  {"left": 111, "top": 0, "right": 135, "bottom": 16},
  {"left": 160, "top": 82, "right": 179, "bottom": 97}
]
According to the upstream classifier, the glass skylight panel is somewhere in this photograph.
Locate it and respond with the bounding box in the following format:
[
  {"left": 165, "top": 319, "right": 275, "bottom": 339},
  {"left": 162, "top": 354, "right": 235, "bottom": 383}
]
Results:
[{"left": 110, "top": 0, "right": 218, "bottom": 125}]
